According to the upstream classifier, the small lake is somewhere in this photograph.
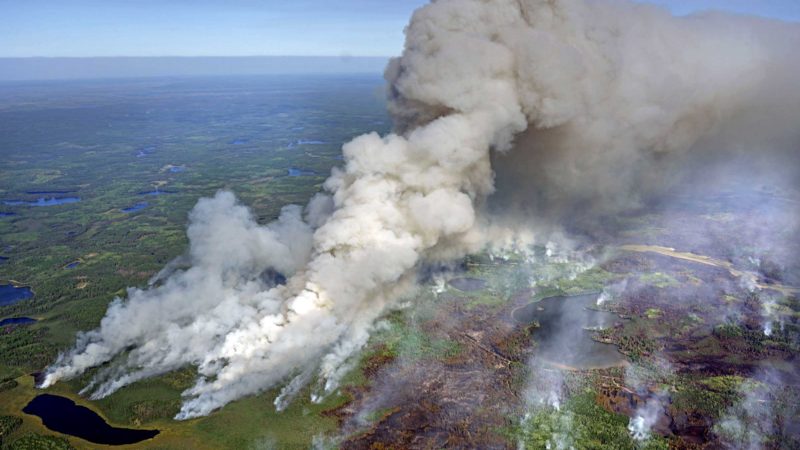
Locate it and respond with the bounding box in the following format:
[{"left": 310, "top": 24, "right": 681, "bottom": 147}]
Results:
[
  {"left": 3, "top": 197, "right": 80, "bottom": 207},
  {"left": 23, "top": 394, "right": 159, "bottom": 445},
  {"left": 0, "top": 256, "right": 7, "bottom": 264},
  {"left": 513, "top": 293, "right": 627, "bottom": 370},
  {"left": 0, "top": 284, "right": 34, "bottom": 307},
  {"left": 287, "top": 139, "right": 326, "bottom": 149},
  {"left": 65, "top": 261, "right": 81, "bottom": 269},
  {"left": 0, "top": 212, "right": 15, "bottom": 217},
  {"left": 287, "top": 167, "right": 317, "bottom": 177},
  {"left": 122, "top": 202, "right": 148, "bottom": 213},
  {"left": 0, "top": 317, "right": 36, "bottom": 327},
  {"left": 135, "top": 146, "right": 157, "bottom": 158},
  {"left": 168, "top": 166, "right": 186, "bottom": 173}
]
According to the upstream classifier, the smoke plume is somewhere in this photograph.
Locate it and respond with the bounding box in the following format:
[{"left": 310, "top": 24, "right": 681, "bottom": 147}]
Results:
[{"left": 42, "top": 0, "right": 800, "bottom": 419}]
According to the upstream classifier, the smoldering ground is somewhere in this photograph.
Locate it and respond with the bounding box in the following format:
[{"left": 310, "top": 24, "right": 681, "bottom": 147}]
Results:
[{"left": 41, "top": 0, "right": 800, "bottom": 422}]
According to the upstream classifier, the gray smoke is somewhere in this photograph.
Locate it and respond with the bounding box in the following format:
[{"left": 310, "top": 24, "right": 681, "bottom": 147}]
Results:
[{"left": 42, "top": 0, "right": 800, "bottom": 419}]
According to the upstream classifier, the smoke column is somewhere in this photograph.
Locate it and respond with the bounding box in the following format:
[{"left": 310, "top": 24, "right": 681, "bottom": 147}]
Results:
[{"left": 42, "top": 0, "right": 800, "bottom": 419}]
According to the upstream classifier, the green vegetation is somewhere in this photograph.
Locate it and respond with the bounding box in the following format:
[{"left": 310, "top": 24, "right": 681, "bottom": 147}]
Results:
[
  {"left": 699, "top": 375, "right": 746, "bottom": 394},
  {"left": 515, "top": 391, "right": 669, "bottom": 450},
  {"left": 0, "top": 75, "right": 389, "bottom": 449},
  {"left": 0, "top": 416, "right": 22, "bottom": 446},
  {"left": 672, "top": 380, "right": 743, "bottom": 418},
  {"left": 644, "top": 308, "right": 662, "bottom": 319},
  {"left": 638, "top": 272, "right": 679, "bottom": 289},
  {"left": 6, "top": 434, "right": 74, "bottom": 450},
  {"left": 554, "top": 267, "right": 616, "bottom": 295},
  {"left": 0, "top": 379, "right": 18, "bottom": 393},
  {"left": 362, "top": 407, "right": 398, "bottom": 424},
  {"left": 372, "top": 312, "right": 463, "bottom": 361},
  {"left": 596, "top": 318, "right": 661, "bottom": 362}
]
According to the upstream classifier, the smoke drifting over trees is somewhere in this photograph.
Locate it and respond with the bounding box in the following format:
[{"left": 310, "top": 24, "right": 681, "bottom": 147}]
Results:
[{"left": 42, "top": 0, "right": 800, "bottom": 419}]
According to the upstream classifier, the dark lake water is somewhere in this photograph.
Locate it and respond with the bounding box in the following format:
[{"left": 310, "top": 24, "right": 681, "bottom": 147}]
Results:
[
  {"left": 0, "top": 317, "right": 36, "bottom": 326},
  {"left": 0, "top": 284, "right": 34, "bottom": 306},
  {"left": 122, "top": 202, "right": 148, "bottom": 213},
  {"left": 0, "top": 212, "right": 15, "bottom": 217},
  {"left": 23, "top": 394, "right": 159, "bottom": 445},
  {"left": 3, "top": 197, "right": 80, "bottom": 206},
  {"left": 0, "top": 256, "right": 7, "bottom": 264},
  {"left": 287, "top": 167, "right": 317, "bottom": 177},
  {"left": 513, "top": 293, "right": 627, "bottom": 370},
  {"left": 65, "top": 261, "right": 81, "bottom": 269},
  {"left": 168, "top": 166, "right": 186, "bottom": 173}
]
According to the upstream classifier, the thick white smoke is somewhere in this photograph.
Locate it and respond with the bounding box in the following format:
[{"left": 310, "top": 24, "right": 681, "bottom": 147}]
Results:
[{"left": 42, "top": 0, "right": 800, "bottom": 419}]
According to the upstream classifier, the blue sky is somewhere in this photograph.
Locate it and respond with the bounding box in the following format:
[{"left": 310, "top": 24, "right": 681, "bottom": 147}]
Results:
[{"left": 1, "top": 0, "right": 798, "bottom": 58}]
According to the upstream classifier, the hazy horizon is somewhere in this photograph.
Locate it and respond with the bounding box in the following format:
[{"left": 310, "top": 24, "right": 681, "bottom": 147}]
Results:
[
  {"left": 3, "top": 1, "right": 798, "bottom": 81},
  {"left": 0, "top": 56, "right": 390, "bottom": 82}
]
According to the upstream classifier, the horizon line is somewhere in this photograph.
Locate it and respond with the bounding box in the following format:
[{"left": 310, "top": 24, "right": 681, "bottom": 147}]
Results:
[{"left": 0, "top": 55, "right": 394, "bottom": 60}]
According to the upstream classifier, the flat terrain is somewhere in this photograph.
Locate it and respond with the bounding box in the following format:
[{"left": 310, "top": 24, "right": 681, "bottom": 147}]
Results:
[{"left": 1, "top": 76, "right": 798, "bottom": 449}]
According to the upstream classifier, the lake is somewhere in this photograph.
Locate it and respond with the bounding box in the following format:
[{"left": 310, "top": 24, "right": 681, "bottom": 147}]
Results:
[
  {"left": 23, "top": 394, "right": 159, "bottom": 445},
  {"left": 287, "top": 167, "right": 317, "bottom": 177},
  {"left": 135, "top": 146, "right": 157, "bottom": 158},
  {"left": 0, "top": 317, "right": 36, "bottom": 326},
  {"left": 513, "top": 293, "right": 628, "bottom": 370},
  {"left": 3, "top": 197, "right": 80, "bottom": 206},
  {"left": 122, "top": 202, "right": 148, "bottom": 213},
  {"left": 0, "top": 284, "right": 34, "bottom": 307}
]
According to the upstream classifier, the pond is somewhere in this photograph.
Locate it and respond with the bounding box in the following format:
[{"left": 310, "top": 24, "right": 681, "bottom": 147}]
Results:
[
  {"left": 121, "top": 202, "right": 148, "bottom": 213},
  {"left": 0, "top": 317, "right": 37, "bottom": 327},
  {"left": 287, "top": 139, "right": 326, "bottom": 149},
  {"left": 3, "top": 197, "right": 80, "bottom": 206},
  {"left": 65, "top": 261, "right": 81, "bottom": 269},
  {"left": 287, "top": 167, "right": 317, "bottom": 177},
  {"left": 23, "top": 394, "right": 159, "bottom": 445},
  {"left": 513, "top": 293, "right": 628, "bottom": 370},
  {"left": 168, "top": 166, "right": 186, "bottom": 173},
  {"left": 0, "top": 284, "right": 34, "bottom": 307},
  {"left": 135, "top": 146, "right": 157, "bottom": 158},
  {"left": 0, "top": 212, "right": 15, "bottom": 217}
]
